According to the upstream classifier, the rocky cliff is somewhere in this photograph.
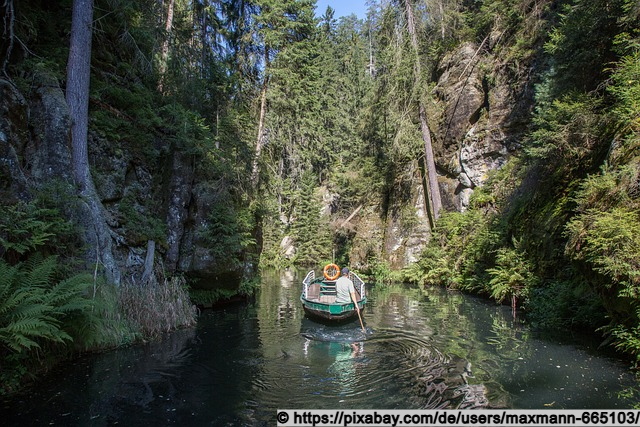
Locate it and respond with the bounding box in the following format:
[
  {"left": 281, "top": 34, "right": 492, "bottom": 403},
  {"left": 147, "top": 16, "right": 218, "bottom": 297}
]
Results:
[
  {"left": 0, "top": 74, "right": 238, "bottom": 284},
  {"left": 350, "top": 40, "right": 535, "bottom": 270},
  {"left": 434, "top": 41, "right": 533, "bottom": 210}
]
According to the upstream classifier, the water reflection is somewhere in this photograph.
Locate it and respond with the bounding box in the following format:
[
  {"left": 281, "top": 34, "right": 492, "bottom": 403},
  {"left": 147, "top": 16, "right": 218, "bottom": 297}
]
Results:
[
  {"left": 2, "top": 269, "right": 636, "bottom": 426},
  {"left": 4, "top": 327, "right": 197, "bottom": 426}
]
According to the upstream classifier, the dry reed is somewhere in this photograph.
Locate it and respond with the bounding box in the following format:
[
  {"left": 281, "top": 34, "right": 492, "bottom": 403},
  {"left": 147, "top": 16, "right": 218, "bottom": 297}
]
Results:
[{"left": 118, "top": 274, "right": 198, "bottom": 338}]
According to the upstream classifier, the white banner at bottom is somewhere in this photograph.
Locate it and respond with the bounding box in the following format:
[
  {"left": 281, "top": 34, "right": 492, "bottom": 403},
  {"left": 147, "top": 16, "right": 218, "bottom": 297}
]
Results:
[{"left": 276, "top": 409, "right": 640, "bottom": 427}]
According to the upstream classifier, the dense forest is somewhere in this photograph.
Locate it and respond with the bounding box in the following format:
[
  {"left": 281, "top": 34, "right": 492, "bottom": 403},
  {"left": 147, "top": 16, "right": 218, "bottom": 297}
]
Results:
[{"left": 0, "top": 0, "right": 639, "bottom": 395}]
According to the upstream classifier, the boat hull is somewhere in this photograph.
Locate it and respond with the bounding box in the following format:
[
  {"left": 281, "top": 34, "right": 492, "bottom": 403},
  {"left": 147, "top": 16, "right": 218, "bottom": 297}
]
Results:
[{"left": 300, "top": 296, "right": 366, "bottom": 322}]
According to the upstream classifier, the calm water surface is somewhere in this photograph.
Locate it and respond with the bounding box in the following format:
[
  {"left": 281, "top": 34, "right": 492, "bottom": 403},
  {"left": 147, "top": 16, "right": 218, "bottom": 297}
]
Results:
[{"left": 2, "top": 269, "right": 637, "bottom": 425}]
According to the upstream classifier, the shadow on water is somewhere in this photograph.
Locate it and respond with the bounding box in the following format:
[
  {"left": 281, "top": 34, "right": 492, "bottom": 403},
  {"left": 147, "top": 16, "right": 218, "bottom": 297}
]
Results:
[
  {"left": 2, "top": 268, "right": 637, "bottom": 425},
  {"left": 2, "top": 327, "right": 199, "bottom": 426}
]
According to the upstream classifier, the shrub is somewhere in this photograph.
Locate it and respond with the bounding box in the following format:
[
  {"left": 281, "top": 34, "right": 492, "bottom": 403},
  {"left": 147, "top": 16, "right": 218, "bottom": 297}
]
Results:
[
  {"left": 0, "top": 256, "right": 99, "bottom": 394},
  {"left": 525, "top": 280, "right": 606, "bottom": 330},
  {"left": 0, "top": 182, "right": 81, "bottom": 265},
  {"left": 201, "top": 196, "right": 257, "bottom": 270}
]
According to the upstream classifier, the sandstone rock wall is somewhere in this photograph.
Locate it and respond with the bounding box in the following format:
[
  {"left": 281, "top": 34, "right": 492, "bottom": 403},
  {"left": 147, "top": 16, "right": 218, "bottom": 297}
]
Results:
[
  {"left": 433, "top": 41, "right": 533, "bottom": 211},
  {"left": 350, "top": 41, "right": 534, "bottom": 271},
  {"left": 0, "top": 74, "right": 236, "bottom": 283}
]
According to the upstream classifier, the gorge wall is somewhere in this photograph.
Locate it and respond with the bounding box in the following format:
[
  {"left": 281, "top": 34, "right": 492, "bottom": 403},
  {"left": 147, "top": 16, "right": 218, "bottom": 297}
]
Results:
[
  {"left": 349, "top": 40, "right": 535, "bottom": 270},
  {"left": 0, "top": 74, "right": 235, "bottom": 284}
]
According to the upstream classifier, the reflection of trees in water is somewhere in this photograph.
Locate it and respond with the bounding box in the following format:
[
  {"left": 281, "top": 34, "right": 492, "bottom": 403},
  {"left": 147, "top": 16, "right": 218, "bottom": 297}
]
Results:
[
  {"left": 86, "top": 327, "right": 197, "bottom": 423},
  {"left": 257, "top": 269, "right": 303, "bottom": 331},
  {"left": 367, "top": 285, "right": 488, "bottom": 408},
  {"left": 486, "top": 317, "right": 530, "bottom": 358},
  {"left": 366, "top": 284, "right": 517, "bottom": 408},
  {"left": 373, "top": 334, "right": 494, "bottom": 410}
]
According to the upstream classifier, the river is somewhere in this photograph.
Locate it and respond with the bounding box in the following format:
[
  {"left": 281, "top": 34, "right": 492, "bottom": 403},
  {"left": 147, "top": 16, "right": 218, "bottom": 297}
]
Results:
[{"left": 2, "top": 269, "right": 636, "bottom": 425}]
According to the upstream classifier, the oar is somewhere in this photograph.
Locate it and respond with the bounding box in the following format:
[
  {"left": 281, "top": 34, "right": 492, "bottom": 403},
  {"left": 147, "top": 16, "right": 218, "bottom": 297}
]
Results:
[{"left": 355, "top": 304, "right": 365, "bottom": 333}]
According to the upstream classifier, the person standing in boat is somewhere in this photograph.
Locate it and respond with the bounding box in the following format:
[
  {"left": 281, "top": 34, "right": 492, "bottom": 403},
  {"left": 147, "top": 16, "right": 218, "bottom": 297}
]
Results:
[{"left": 335, "top": 267, "right": 360, "bottom": 314}]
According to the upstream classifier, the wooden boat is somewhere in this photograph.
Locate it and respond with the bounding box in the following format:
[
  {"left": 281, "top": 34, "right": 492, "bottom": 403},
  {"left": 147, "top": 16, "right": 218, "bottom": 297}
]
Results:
[{"left": 300, "top": 264, "right": 366, "bottom": 322}]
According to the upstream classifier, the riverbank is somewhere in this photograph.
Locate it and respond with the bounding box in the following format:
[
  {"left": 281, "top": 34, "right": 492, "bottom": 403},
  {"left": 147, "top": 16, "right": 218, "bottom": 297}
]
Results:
[{"left": 0, "top": 273, "right": 197, "bottom": 396}]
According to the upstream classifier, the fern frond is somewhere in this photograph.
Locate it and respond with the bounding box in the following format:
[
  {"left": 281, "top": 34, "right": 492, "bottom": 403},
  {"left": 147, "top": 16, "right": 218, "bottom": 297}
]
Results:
[
  {"left": 22, "top": 256, "right": 57, "bottom": 288},
  {"left": 47, "top": 274, "right": 93, "bottom": 308},
  {"left": 0, "top": 331, "right": 41, "bottom": 352},
  {"left": 0, "top": 258, "right": 91, "bottom": 353},
  {"left": 0, "top": 260, "right": 23, "bottom": 301}
]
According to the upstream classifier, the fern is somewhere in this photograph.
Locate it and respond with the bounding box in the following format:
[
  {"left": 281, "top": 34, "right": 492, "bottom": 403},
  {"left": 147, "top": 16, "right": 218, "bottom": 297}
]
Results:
[
  {"left": 487, "top": 239, "right": 536, "bottom": 306},
  {"left": 605, "top": 323, "right": 640, "bottom": 364},
  {"left": 0, "top": 204, "right": 55, "bottom": 256},
  {"left": 0, "top": 258, "right": 96, "bottom": 354}
]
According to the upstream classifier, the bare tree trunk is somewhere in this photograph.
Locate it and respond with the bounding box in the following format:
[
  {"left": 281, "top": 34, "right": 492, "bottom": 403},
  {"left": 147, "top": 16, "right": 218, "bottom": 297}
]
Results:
[
  {"left": 340, "top": 205, "right": 363, "bottom": 228},
  {"left": 200, "top": 5, "right": 207, "bottom": 79},
  {"left": 215, "top": 107, "right": 220, "bottom": 149},
  {"left": 404, "top": 0, "right": 442, "bottom": 220},
  {"left": 158, "top": 0, "right": 175, "bottom": 93},
  {"left": 67, "top": 0, "right": 93, "bottom": 189},
  {"left": 67, "top": 0, "right": 120, "bottom": 285},
  {"left": 439, "top": 1, "right": 446, "bottom": 41},
  {"left": 419, "top": 103, "right": 442, "bottom": 219},
  {"left": 141, "top": 239, "right": 156, "bottom": 285},
  {"left": 251, "top": 49, "right": 270, "bottom": 186},
  {"left": 367, "top": 22, "right": 375, "bottom": 76}
]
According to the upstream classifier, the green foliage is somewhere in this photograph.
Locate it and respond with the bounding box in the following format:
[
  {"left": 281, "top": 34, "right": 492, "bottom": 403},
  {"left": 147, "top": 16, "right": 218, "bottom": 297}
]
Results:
[
  {"left": 609, "top": 44, "right": 640, "bottom": 126},
  {"left": 565, "top": 163, "right": 640, "bottom": 306},
  {"left": 0, "top": 257, "right": 97, "bottom": 354},
  {"left": 608, "top": 40, "right": 640, "bottom": 164},
  {"left": 606, "top": 323, "right": 640, "bottom": 364},
  {"left": 408, "top": 209, "right": 498, "bottom": 291},
  {"left": 526, "top": 280, "right": 606, "bottom": 330},
  {"left": 567, "top": 207, "right": 640, "bottom": 290},
  {"left": 258, "top": 207, "right": 291, "bottom": 269},
  {"left": 0, "top": 187, "right": 79, "bottom": 264},
  {"left": 563, "top": 167, "right": 640, "bottom": 358},
  {"left": 543, "top": 0, "right": 626, "bottom": 94},
  {"left": 117, "top": 186, "right": 166, "bottom": 247},
  {"left": 291, "top": 171, "right": 333, "bottom": 266},
  {"left": 367, "top": 259, "right": 399, "bottom": 285},
  {"left": 410, "top": 236, "right": 461, "bottom": 288},
  {"left": 526, "top": 93, "right": 611, "bottom": 174},
  {"left": 487, "top": 238, "right": 536, "bottom": 304},
  {"left": 201, "top": 194, "right": 257, "bottom": 270},
  {"left": 0, "top": 203, "right": 55, "bottom": 260},
  {"left": 238, "top": 275, "right": 261, "bottom": 296}
]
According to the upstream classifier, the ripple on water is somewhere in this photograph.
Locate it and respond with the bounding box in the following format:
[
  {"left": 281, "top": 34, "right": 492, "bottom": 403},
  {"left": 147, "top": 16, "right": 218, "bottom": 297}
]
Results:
[{"left": 248, "top": 319, "right": 492, "bottom": 411}]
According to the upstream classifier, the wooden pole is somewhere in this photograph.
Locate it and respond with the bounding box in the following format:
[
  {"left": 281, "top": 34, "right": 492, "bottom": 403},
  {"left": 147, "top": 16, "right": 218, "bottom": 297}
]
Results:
[{"left": 356, "top": 307, "right": 365, "bottom": 332}]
